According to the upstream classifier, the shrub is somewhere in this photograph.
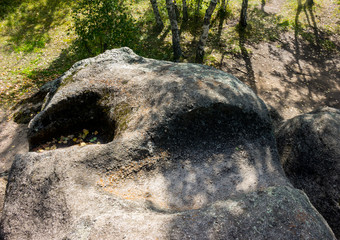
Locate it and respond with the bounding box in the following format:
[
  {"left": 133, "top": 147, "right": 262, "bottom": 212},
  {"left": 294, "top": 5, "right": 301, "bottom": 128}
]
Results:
[{"left": 72, "top": 0, "right": 137, "bottom": 55}]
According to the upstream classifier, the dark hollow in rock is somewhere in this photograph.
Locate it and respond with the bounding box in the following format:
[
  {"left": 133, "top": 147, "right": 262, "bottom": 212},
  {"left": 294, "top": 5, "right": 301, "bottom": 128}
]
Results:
[
  {"left": 30, "top": 129, "right": 107, "bottom": 152},
  {"left": 28, "top": 92, "right": 115, "bottom": 151},
  {"left": 276, "top": 107, "right": 340, "bottom": 238}
]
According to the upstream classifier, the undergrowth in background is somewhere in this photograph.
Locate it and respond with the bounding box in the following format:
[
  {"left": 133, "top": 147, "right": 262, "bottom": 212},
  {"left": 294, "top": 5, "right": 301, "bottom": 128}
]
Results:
[
  {"left": 0, "top": 0, "right": 339, "bottom": 109},
  {"left": 72, "top": 0, "right": 138, "bottom": 56}
]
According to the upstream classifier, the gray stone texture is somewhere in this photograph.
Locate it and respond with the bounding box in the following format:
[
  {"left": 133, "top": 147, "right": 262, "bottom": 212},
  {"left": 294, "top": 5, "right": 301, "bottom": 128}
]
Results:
[
  {"left": 277, "top": 107, "right": 340, "bottom": 238},
  {"left": 0, "top": 48, "right": 336, "bottom": 239}
]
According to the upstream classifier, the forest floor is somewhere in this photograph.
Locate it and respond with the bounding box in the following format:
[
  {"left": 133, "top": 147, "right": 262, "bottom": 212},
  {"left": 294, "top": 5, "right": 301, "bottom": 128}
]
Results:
[
  {"left": 0, "top": 0, "right": 339, "bottom": 214},
  {"left": 220, "top": 0, "right": 340, "bottom": 119}
]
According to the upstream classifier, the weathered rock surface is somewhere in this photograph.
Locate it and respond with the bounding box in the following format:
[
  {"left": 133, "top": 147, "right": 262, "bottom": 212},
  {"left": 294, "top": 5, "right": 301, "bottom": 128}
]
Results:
[
  {"left": 0, "top": 111, "right": 29, "bottom": 215},
  {"left": 277, "top": 107, "right": 340, "bottom": 238},
  {"left": 0, "top": 48, "right": 336, "bottom": 239}
]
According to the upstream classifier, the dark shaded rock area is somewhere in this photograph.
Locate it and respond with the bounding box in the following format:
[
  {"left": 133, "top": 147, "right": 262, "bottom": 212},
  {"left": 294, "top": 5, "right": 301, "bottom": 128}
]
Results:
[
  {"left": 12, "top": 79, "right": 61, "bottom": 124},
  {"left": 28, "top": 91, "right": 115, "bottom": 150},
  {"left": 0, "top": 48, "right": 336, "bottom": 239},
  {"left": 276, "top": 107, "right": 340, "bottom": 239}
]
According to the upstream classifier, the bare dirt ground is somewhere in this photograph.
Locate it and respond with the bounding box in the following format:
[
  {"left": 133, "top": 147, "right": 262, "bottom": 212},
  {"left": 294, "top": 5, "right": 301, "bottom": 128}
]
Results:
[
  {"left": 222, "top": 0, "right": 340, "bottom": 120},
  {"left": 224, "top": 33, "right": 340, "bottom": 119}
]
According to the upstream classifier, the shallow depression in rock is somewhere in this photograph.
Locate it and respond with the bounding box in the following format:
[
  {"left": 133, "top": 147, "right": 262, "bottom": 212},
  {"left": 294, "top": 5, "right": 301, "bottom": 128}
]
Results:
[{"left": 28, "top": 92, "right": 115, "bottom": 151}]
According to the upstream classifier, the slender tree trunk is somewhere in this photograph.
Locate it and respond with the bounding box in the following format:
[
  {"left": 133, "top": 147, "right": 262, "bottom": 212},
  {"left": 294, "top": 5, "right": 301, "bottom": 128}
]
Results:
[
  {"left": 166, "top": 0, "right": 182, "bottom": 61},
  {"left": 182, "top": 0, "right": 188, "bottom": 21},
  {"left": 195, "top": 0, "right": 201, "bottom": 18},
  {"left": 239, "top": 0, "right": 249, "bottom": 28},
  {"left": 261, "top": 0, "right": 265, "bottom": 12},
  {"left": 221, "top": 0, "right": 226, "bottom": 12},
  {"left": 306, "top": 0, "right": 314, "bottom": 7},
  {"left": 195, "top": 0, "right": 218, "bottom": 63},
  {"left": 150, "top": 0, "right": 164, "bottom": 30},
  {"left": 173, "top": 0, "right": 180, "bottom": 21}
]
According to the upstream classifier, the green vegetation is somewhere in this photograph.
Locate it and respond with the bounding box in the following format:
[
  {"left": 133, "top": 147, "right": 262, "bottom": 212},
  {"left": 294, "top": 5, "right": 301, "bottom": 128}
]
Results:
[
  {"left": 0, "top": 0, "right": 76, "bottom": 108},
  {"left": 0, "top": 0, "right": 339, "bottom": 109},
  {"left": 72, "top": 0, "right": 138, "bottom": 55}
]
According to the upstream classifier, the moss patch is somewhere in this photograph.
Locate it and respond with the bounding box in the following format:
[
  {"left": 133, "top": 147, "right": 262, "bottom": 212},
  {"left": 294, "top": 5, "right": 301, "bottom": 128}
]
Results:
[{"left": 112, "top": 102, "right": 132, "bottom": 136}]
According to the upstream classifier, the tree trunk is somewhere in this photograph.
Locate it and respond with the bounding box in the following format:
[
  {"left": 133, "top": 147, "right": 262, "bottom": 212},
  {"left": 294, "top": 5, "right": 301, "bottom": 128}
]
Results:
[
  {"left": 221, "top": 0, "right": 226, "bottom": 12},
  {"left": 306, "top": 0, "right": 314, "bottom": 7},
  {"left": 150, "top": 0, "right": 164, "bottom": 30},
  {"left": 182, "top": 0, "right": 188, "bottom": 21},
  {"left": 173, "top": 0, "right": 180, "bottom": 21},
  {"left": 195, "top": 0, "right": 201, "bottom": 18},
  {"left": 239, "top": 0, "right": 248, "bottom": 28},
  {"left": 195, "top": 0, "right": 218, "bottom": 63},
  {"left": 166, "top": 0, "right": 182, "bottom": 61}
]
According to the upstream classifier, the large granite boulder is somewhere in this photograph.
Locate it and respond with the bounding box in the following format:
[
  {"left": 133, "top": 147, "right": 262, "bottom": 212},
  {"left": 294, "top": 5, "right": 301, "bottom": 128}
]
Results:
[
  {"left": 276, "top": 107, "right": 340, "bottom": 238},
  {"left": 0, "top": 48, "right": 336, "bottom": 239}
]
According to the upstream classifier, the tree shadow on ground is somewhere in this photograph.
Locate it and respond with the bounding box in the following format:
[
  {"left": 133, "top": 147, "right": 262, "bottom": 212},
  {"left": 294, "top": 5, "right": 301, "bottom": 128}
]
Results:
[
  {"left": 261, "top": 0, "right": 266, "bottom": 12},
  {"left": 134, "top": 24, "right": 173, "bottom": 60},
  {"left": 303, "top": 4, "right": 319, "bottom": 46},
  {"left": 238, "top": 28, "right": 257, "bottom": 93},
  {"left": 267, "top": 0, "right": 340, "bottom": 115},
  {"left": 0, "top": 0, "right": 23, "bottom": 20},
  {"left": 208, "top": 9, "right": 230, "bottom": 51},
  {"left": 271, "top": 34, "right": 340, "bottom": 113},
  {"left": 231, "top": 32, "right": 339, "bottom": 118},
  {"left": 2, "top": 0, "right": 73, "bottom": 53},
  {"left": 214, "top": 1, "right": 339, "bottom": 118}
]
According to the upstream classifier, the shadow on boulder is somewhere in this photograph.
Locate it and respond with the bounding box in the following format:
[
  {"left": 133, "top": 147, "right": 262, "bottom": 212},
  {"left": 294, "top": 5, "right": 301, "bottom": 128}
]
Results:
[
  {"left": 276, "top": 107, "right": 340, "bottom": 238},
  {"left": 0, "top": 48, "right": 336, "bottom": 239}
]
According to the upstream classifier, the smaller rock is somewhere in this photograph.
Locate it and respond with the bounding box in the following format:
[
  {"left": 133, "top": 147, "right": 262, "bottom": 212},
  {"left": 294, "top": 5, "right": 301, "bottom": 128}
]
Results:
[{"left": 276, "top": 107, "right": 340, "bottom": 238}]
